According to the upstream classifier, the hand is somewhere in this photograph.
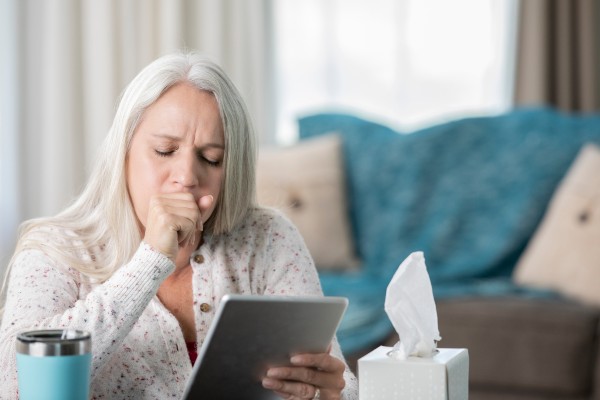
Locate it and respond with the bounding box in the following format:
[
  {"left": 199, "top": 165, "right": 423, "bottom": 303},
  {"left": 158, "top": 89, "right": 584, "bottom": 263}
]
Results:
[
  {"left": 143, "top": 193, "right": 214, "bottom": 262},
  {"left": 262, "top": 348, "right": 346, "bottom": 400}
]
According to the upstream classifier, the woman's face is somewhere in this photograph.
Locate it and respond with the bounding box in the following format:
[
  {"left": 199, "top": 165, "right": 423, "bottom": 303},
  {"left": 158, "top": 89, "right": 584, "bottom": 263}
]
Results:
[{"left": 126, "top": 83, "right": 225, "bottom": 234}]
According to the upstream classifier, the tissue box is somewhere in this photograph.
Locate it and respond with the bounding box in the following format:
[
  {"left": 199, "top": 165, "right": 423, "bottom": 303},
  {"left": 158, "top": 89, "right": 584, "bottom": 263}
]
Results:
[{"left": 358, "top": 346, "right": 469, "bottom": 400}]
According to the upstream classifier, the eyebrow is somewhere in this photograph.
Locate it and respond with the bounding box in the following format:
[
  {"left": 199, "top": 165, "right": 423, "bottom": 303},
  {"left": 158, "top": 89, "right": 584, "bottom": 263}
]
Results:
[{"left": 151, "top": 133, "right": 224, "bottom": 149}]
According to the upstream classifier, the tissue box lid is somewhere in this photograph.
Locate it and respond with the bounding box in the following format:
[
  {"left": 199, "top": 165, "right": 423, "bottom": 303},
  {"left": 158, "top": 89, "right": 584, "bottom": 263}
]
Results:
[
  {"left": 358, "top": 346, "right": 469, "bottom": 400},
  {"left": 360, "top": 346, "right": 466, "bottom": 365}
]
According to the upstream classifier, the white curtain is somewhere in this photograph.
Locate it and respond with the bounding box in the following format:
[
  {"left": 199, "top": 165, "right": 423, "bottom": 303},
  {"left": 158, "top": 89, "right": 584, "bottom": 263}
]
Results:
[{"left": 0, "top": 0, "right": 274, "bottom": 273}]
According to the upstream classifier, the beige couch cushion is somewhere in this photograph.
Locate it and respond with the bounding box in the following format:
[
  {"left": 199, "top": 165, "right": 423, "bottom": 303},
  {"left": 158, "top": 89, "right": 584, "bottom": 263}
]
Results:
[
  {"left": 256, "top": 133, "right": 359, "bottom": 270},
  {"left": 513, "top": 143, "right": 600, "bottom": 306}
]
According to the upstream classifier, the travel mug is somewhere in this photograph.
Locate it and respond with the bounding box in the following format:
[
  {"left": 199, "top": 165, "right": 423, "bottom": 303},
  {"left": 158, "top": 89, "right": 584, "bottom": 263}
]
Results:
[{"left": 16, "top": 329, "right": 92, "bottom": 400}]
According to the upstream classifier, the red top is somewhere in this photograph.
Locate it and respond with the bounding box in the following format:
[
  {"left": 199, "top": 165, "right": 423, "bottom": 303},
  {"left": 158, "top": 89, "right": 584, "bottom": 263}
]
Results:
[{"left": 186, "top": 342, "right": 198, "bottom": 366}]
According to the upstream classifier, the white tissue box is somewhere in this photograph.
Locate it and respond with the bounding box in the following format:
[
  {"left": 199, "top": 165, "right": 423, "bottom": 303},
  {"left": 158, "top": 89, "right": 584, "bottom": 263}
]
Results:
[{"left": 358, "top": 346, "right": 469, "bottom": 400}]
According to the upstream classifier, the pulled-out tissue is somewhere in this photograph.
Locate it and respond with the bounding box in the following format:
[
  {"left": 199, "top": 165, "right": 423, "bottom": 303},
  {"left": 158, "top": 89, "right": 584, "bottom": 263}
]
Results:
[{"left": 384, "top": 251, "right": 441, "bottom": 359}]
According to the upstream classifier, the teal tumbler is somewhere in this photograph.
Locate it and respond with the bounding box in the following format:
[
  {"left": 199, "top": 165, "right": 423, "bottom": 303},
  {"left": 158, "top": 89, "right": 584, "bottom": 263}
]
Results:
[{"left": 16, "top": 329, "right": 92, "bottom": 400}]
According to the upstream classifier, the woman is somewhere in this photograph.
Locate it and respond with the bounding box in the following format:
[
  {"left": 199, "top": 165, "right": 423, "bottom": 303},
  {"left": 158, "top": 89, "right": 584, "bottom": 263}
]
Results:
[{"left": 0, "top": 52, "right": 358, "bottom": 399}]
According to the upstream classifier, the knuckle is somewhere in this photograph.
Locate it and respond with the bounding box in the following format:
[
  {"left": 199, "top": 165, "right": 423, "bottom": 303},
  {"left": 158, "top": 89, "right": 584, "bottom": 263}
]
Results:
[
  {"left": 298, "top": 384, "right": 312, "bottom": 398},
  {"left": 304, "top": 368, "right": 317, "bottom": 382},
  {"left": 281, "top": 369, "right": 293, "bottom": 379},
  {"left": 330, "top": 356, "right": 344, "bottom": 371},
  {"left": 275, "top": 368, "right": 292, "bottom": 380},
  {"left": 319, "top": 353, "right": 332, "bottom": 366},
  {"left": 156, "top": 211, "right": 170, "bottom": 225}
]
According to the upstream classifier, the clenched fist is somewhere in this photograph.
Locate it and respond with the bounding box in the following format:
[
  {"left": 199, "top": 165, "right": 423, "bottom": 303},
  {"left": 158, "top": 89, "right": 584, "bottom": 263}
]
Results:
[{"left": 143, "top": 193, "right": 214, "bottom": 264}]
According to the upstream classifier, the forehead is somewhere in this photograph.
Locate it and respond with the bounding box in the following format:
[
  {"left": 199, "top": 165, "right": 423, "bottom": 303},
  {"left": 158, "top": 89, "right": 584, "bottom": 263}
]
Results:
[
  {"left": 148, "top": 83, "right": 219, "bottom": 119},
  {"left": 136, "top": 83, "right": 224, "bottom": 142}
]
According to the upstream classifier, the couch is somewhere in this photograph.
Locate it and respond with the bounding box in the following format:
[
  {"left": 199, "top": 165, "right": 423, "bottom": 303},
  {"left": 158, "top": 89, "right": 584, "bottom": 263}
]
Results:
[{"left": 256, "top": 108, "right": 600, "bottom": 399}]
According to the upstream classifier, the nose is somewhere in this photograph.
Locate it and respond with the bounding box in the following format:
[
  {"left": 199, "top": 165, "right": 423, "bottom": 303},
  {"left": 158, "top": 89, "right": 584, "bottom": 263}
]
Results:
[{"left": 173, "top": 152, "right": 199, "bottom": 189}]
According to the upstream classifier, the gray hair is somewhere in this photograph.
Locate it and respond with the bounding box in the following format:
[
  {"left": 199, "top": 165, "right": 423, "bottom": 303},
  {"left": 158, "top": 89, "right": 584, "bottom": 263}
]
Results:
[{"left": 4, "top": 52, "right": 257, "bottom": 284}]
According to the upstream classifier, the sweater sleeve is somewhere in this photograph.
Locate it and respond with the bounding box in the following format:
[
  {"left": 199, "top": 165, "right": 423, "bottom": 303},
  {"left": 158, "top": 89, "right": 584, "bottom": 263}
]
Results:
[{"left": 0, "top": 242, "right": 174, "bottom": 397}]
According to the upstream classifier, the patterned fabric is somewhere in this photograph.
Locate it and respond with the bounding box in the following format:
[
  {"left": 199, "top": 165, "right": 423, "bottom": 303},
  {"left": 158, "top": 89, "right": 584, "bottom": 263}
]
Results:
[
  {"left": 298, "top": 107, "right": 600, "bottom": 353},
  {"left": 0, "top": 207, "right": 358, "bottom": 399}
]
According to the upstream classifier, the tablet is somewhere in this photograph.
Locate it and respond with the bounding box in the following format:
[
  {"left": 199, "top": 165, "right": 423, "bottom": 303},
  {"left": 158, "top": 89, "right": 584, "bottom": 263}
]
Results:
[{"left": 181, "top": 294, "right": 348, "bottom": 400}]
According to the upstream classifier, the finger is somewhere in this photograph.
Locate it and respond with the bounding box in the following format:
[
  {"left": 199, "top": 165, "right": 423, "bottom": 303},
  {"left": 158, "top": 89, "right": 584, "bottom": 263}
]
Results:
[
  {"left": 262, "top": 377, "right": 317, "bottom": 399},
  {"left": 288, "top": 353, "right": 346, "bottom": 394},
  {"left": 273, "top": 390, "right": 316, "bottom": 400},
  {"left": 151, "top": 201, "right": 197, "bottom": 233},
  {"left": 291, "top": 352, "right": 345, "bottom": 374},
  {"left": 159, "top": 204, "right": 199, "bottom": 226},
  {"left": 156, "top": 210, "right": 198, "bottom": 246},
  {"left": 198, "top": 194, "right": 214, "bottom": 212},
  {"left": 272, "top": 391, "right": 293, "bottom": 399},
  {"left": 267, "top": 366, "right": 320, "bottom": 387},
  {"left": 147, "top": 205, "right": 195, "bottom": 234},
  {"left": 157, "top": 192, "right": 197, "bottom": 201},
  {"left": 148, "top": 196, "right": 200, "bottom": 226},
  {"left": 155, "top": 194, "right": 200, "bottom": 215},
  {"left": 163, "top": 214, "right": 196, "bottom": 241}
]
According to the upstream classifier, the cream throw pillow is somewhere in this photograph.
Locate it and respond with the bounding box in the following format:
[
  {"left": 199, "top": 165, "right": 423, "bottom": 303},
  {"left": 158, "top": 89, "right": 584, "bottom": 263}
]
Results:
[
  {"left": 256, "top": 133, "right": 360, "bottom": 270},
  {"left": 514, "top": 143, "right": 600, "bottom": 306}
]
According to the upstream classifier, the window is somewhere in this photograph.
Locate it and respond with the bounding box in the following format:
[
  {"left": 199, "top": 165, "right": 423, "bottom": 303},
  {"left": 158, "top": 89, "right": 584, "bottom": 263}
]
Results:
[{"left": 273, "top": 0, "right": 519, "bottom": 143}]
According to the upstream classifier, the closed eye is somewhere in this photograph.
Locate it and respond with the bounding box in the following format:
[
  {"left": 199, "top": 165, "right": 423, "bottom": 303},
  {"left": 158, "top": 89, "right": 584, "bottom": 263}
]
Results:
[
  {"left": 201, "top": 156, "right": 221, "bottom": 167},
  {"left": 196, "top": 148, "right": 223, "bottom": 167},
  {"left": 155, "top": 149, "right": 174, "bottom": 157}
]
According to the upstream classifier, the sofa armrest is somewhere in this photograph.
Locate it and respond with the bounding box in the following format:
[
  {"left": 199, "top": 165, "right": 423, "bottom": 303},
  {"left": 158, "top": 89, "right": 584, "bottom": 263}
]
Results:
[{"left": 436, "top": 296, "right": 598, "bottom": 398}]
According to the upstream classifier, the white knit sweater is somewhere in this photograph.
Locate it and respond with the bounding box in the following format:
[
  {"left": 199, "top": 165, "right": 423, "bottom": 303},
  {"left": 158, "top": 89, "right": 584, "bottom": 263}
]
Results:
[{"left": 0, "top": 207, "right": 358, "bottom": 399}]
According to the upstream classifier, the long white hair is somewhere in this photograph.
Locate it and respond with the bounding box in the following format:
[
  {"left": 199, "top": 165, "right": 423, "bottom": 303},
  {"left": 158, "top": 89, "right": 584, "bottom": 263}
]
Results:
[{"left": 3, "top": 52, "right": 257, "bottom": 288}]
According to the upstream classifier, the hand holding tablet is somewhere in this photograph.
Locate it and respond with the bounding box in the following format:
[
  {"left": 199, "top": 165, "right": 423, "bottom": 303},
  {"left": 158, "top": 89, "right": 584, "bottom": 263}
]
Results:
[{"left": 262, "top": 344, "right": 347, "bottom": 399}]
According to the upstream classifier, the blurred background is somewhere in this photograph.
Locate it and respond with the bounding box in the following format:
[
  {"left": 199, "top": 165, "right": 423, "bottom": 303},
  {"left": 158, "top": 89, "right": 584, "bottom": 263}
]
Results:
[{"left": 1, "top": 0, "right": 599, "bottom": 275}]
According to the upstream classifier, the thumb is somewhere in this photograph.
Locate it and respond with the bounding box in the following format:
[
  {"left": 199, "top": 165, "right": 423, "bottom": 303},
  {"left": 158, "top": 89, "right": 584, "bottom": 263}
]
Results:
[{"left": 197, "top": 195, "right": 214, "bottom": 231}]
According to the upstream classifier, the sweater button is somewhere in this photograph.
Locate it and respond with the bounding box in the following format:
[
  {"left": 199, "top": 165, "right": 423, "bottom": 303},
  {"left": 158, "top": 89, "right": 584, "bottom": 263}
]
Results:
[
  {"left": 193, "top": 254, "right": 204, "bottom": 264},
  {"left": 200, "top": 303, "right": 211, "bottom": 312}
]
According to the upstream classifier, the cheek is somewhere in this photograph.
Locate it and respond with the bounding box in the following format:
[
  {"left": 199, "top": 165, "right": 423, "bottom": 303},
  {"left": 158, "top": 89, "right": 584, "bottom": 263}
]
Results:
[
  {"left": 212, "top": 171, "right": 224, "bottom": 195},
  {"left": 203, "top": 171, "right": 224, "bottom": 221},
  {"left": 127, "top": 154, "right": 163, "bottom": 227}
]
